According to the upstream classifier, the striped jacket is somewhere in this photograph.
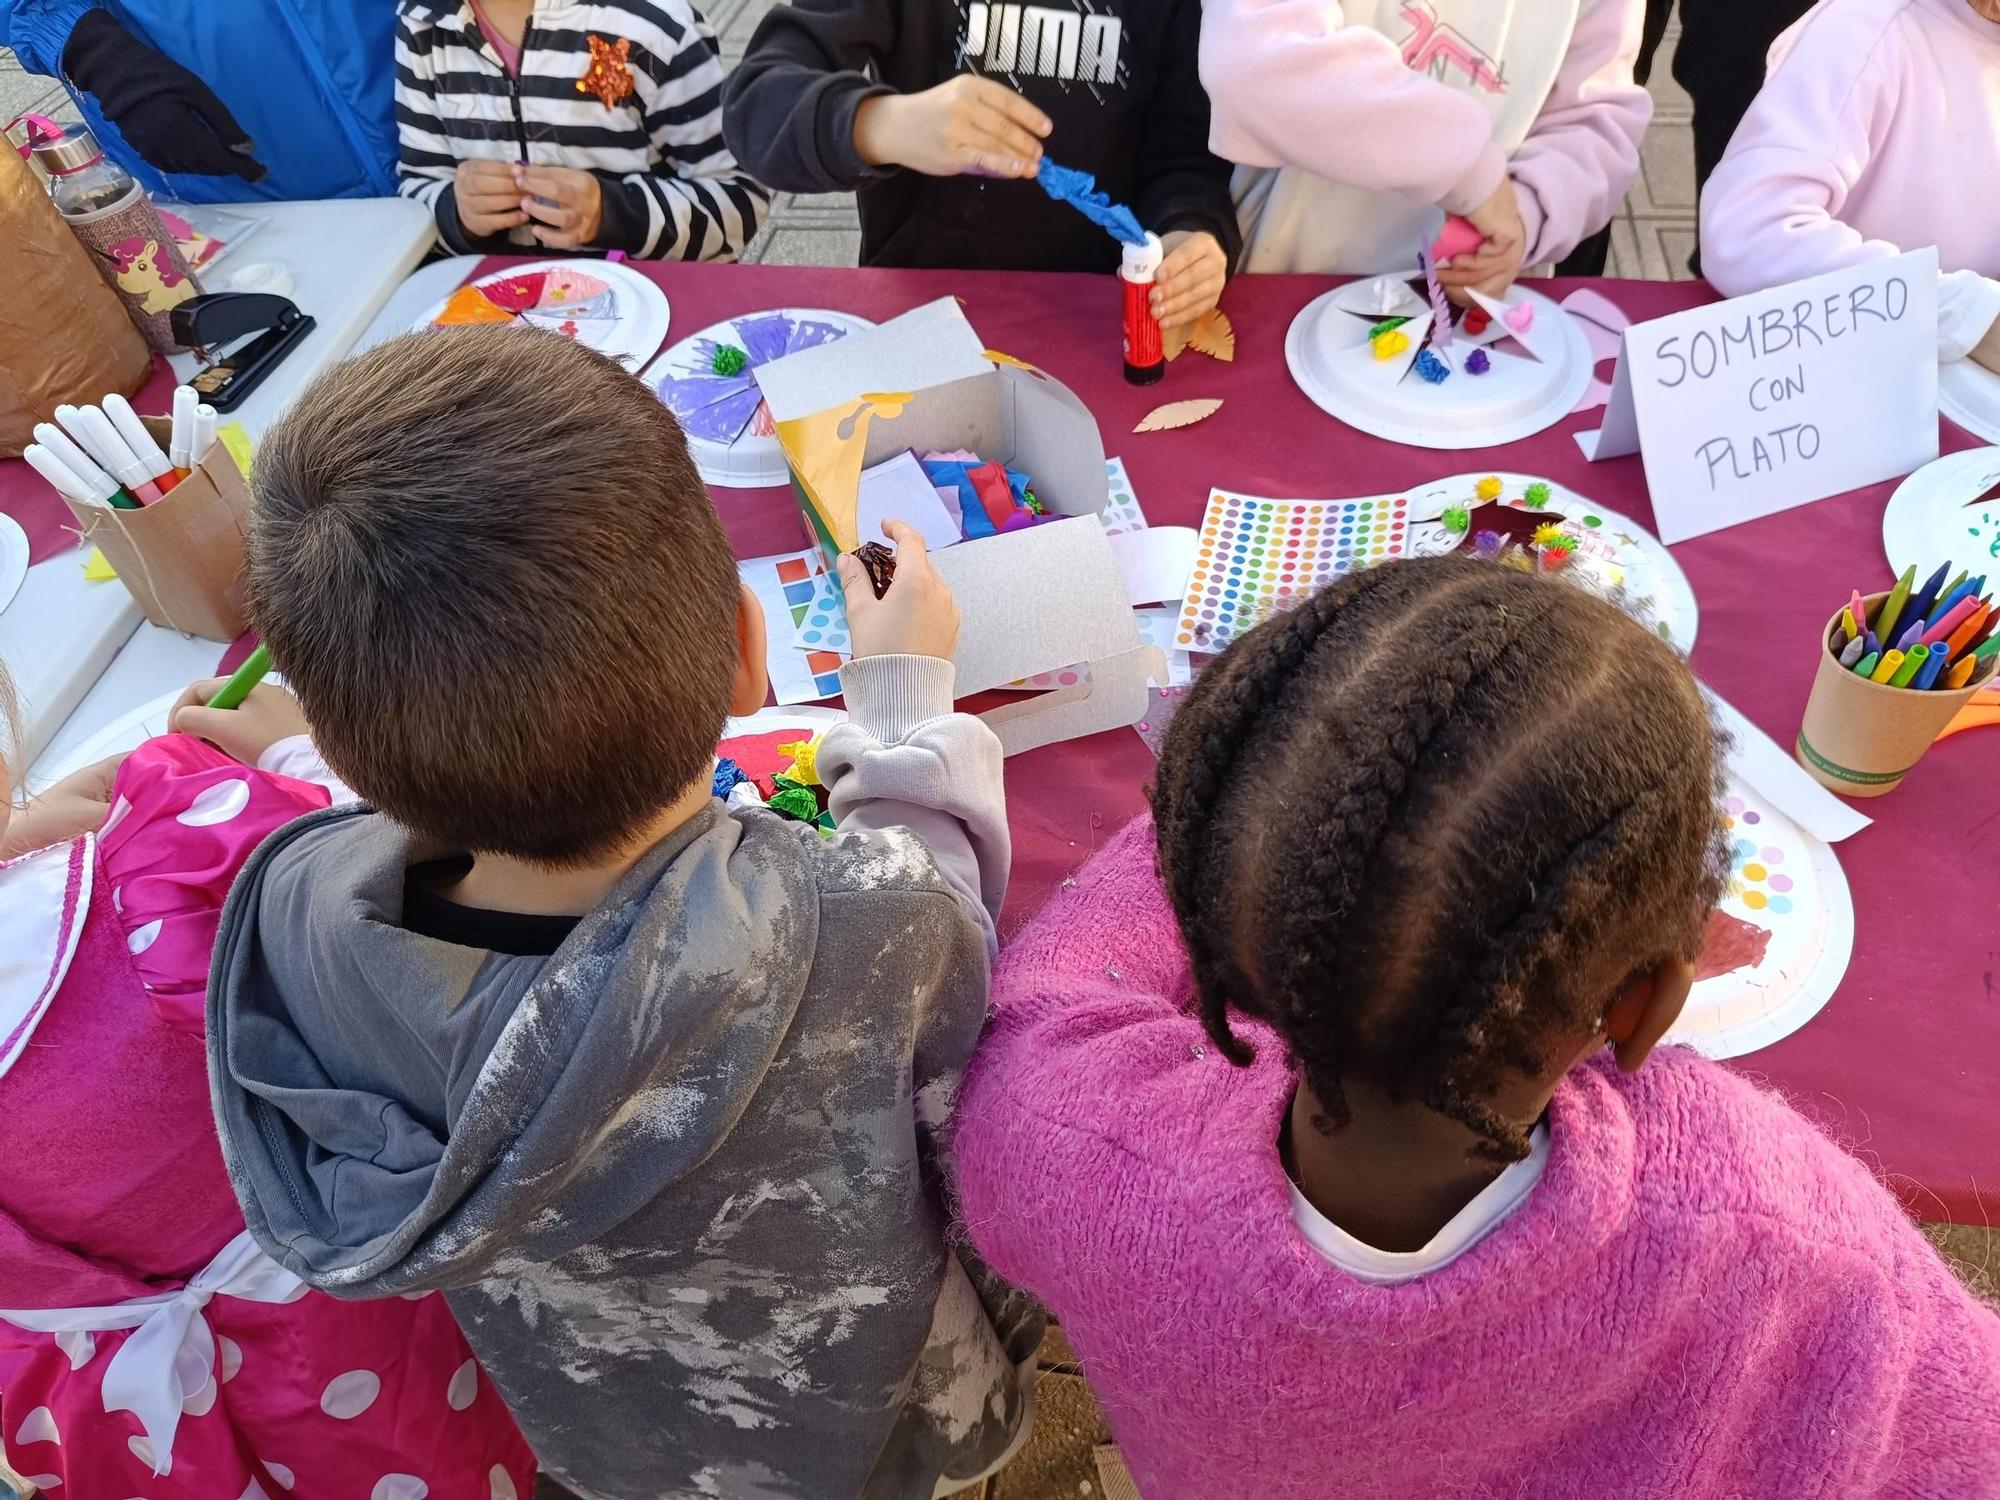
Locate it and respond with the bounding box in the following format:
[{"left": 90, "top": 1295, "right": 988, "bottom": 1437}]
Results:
[{"left": 395, "top": 0, "right": 769, "bottom": 260}]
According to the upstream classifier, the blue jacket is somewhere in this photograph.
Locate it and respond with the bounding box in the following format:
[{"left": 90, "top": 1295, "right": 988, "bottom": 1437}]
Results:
[{"left": 1, "top": 0, "right": 398, "bottom": 202}]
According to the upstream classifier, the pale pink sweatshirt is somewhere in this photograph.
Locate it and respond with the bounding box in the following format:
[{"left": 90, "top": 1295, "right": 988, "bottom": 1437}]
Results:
[
  {"left": 953, "top": 816, "right": 2000, "bottom": 1500},
  {"left": 1702, "top": 0, "right": 2000, "bottom": 361},
  {"left": 1205, "top": 0, "right": 1652, "bottom": 274}
]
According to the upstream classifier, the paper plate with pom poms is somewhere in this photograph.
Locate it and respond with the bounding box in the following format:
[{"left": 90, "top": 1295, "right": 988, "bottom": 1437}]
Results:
[
  {"left": 642, "top": 309, "right": 874, "bottom": 488},
  {"left": 1285, "top": 268, "right": 1591, "bottom": 449}
]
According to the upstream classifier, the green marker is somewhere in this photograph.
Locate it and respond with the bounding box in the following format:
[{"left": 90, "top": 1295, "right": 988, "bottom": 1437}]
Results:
[
  {"left": 1873, "top": 564, "right": 1916, "bottom": 642},
  {"left": 1974, "top": 633, "right": 2000, "bottom": 662},
  {"left": 1889, "top": 643, "right": 1927, "bottom": 688},
  {"left": 207, "top": 643, "right": 271, "bottom": 710},
  {"left": 1851, "top": 650, "right": 1880, "bottom": 679},
  {"left": 106, "top": 489, "right": 142, "bottom": 511}
]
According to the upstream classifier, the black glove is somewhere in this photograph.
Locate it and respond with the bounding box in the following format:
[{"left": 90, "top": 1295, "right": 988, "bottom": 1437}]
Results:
[{"left": 61, "top": 6, "right": 266, "bottom": 182}]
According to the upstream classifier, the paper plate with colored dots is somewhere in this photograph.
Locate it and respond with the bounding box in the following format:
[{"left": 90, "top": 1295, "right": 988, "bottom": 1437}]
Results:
[
  {"left": 1665, "top": 774, "right": 1854, "bottom": 1060},
  {"left": 1176, "top": 488, "right": 1413, "bottom": 652},
  {"left": 1940, "top": 360, "right": 2000, "bottom": 447},
  {"left": 1403, "top": 473, "right": 1700, "bottom": 651},
  {"left": 1879, "top": 446, "right": 2000, "bottom": 577}
]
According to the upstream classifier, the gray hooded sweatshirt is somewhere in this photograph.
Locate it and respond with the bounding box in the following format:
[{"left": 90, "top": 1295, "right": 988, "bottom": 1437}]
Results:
[{"left": 206, "top": 656, "right": 1043, "bottom": 1500}]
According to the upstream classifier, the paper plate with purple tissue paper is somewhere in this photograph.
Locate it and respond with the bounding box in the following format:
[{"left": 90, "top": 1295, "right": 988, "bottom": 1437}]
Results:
[{"left": 644, "top": 309, "right": 875, "bottom": 488}]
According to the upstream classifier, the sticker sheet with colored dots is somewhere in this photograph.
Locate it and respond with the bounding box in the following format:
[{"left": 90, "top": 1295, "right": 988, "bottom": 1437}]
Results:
[
  {"left": 1176, "top": 490, "right": 1410, "bottom": 651},
  {"left": 1667, "top": 776, "right": 1854, "bottom": 1061},
  {"left": 739, "top": 549, "right": 848, "bottom": 704}
]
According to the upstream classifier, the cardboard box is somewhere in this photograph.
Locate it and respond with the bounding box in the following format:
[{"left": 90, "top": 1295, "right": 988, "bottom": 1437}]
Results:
[{"left": 755, "top": 299, "right": 1163, "bottom": 755}]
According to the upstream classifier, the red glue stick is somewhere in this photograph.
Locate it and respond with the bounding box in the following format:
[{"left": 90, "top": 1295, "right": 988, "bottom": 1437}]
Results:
[{"left": 1120, "top": 232, "right": 1165, "bottom": 386}]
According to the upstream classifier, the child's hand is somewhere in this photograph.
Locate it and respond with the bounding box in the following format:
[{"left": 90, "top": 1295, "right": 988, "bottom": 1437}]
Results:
[
  {"left": 170, "top": 681, "right": 310, "bottom": 767},
  {"left": 1972, "top": 312, "right": 2000, "bottom": 375},
  {"left": 838, "top": 520, "right": 961, "bottom": 662},
  {"left": 1151, "top": 231, "right": 1227, "bottom": 333},
  {"left": 454, "top": 159, "right": 529, "bottom": 237},
  {"left": 1437, "top": 176, "right": 1527, "bottom": 306},
  {"left": 516, "top": 164, "right": 604, "bottom": 249},
  {"left": 1, "top": 753, "right": 125, "bottom": 860},
  {"left": 853, "top": 78, "right": 1051, "bottom": 180}
]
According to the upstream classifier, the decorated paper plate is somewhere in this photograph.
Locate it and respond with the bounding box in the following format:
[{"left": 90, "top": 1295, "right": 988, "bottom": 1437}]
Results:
[
  {"left": 0, "top": 514, "right": 27, "bottom": 616},
  {"left": 1941, "top": 358, "right": 2000, "bottom": 446},
  {"left": 642, "top": 309, "right": 874, "bottom": 488},
  {"left": 414, "top": 258, "right": 670, "bottom": 367},
  {"left": 1880, "top": 445, "right": 2000, "bottom": 577},
  {"left": 1285, "top": 276, "right": 1591, "bottom": 449},
  {"left": 1665, "top": 772, "right": 1854, "bottom": 1060}
]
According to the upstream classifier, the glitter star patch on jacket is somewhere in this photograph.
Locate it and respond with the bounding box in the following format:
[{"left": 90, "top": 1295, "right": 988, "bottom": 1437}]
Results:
[{"left": 577, "top": 33, "right": 635, "bottom": 107}]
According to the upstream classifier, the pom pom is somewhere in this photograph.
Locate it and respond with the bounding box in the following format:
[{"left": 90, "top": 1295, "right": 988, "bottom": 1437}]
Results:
[
  {"left": 1414, "top": 349, "right": 1450, "bottom": 384},
  {"left": 1371, "top": 330, "right": 1411, "bottom": 361},
  {"left": 1539, "top": 546, "right": 1573, "bottom": 572},
  {"left": 1473, "top": 530, "right": 1504, "bottom": 558},
  {"left": 1462, "top": 305, "right": 1491, "bottom": 335},
  {"left": 1441, "top": 504, "right": 1470, "bottom": 532},
  {"left": 1367, "top": 316, "right": 1412, "bottom": 339},
  {"left": 1523, "top": 481, "right": 1552, "bottom": 508},
  {"left": 768, "top": 784, "right": 820, "bottom": 822},
  {"left": 710, "top": 344, "right": 748, "bottom": 377},
  {"left": 1464, "top": 349, "right": 1491, "bottom": 376},
  {"left": 1501, "top": 549, "right": 1535, "bottom": 573},
  {"left": 1532, "top": 522, "right": 1566, "bottom": 548},
  {"left": 1545, "top": 533, "right": 1579, "bottom": 555},
  {"left": 1505, "top": 302, "right": 1535, "bottom": 333},
  {"left": 712, "top": 757, "right": 750, "bottom": 800},
  {"left": 777, "top": 735, "right": 821, "bottom": 787},
  {"left": 1475, "top": 476, "right": 1502, "bottom": 502}
]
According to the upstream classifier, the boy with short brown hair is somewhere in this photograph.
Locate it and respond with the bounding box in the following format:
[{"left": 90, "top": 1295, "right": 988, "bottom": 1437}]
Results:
[{"left": 206, "top": 326, "right": 1040, "bottom": 1500}]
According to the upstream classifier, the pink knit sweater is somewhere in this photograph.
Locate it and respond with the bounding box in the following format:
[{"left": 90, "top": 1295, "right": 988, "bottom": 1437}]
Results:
[{"left": 954, "top": 815, "right": 2000, "bottom": 1500}]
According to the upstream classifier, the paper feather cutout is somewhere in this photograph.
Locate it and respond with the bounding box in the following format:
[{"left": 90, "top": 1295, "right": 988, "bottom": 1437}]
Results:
[
  {"left": 1163, "top": 308, "right": 1235, "bottom": 364},
  {"left": 1135, "top": 398, "right": 1222, "bottom": 433}
]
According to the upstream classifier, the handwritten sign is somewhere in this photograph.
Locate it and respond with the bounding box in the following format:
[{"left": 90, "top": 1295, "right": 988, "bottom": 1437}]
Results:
[{"left": 1582, "top": 248, "right": 1939, "bottom": 544}]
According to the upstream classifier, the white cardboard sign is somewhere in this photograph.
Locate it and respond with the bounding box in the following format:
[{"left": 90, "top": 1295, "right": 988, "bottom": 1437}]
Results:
[{"left": 1581, "top": 248, "right": 1940, "bottom": 543}]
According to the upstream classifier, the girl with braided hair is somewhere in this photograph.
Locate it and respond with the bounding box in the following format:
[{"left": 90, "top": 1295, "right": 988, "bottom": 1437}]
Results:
[{"left": 953, "top": 554, "right": 2000, "bottom": 1499}]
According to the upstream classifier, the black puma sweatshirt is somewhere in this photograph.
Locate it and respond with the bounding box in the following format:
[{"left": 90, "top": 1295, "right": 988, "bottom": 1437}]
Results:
[{"left": 722, "top": 0, "right": 1240, "bottom": 274}]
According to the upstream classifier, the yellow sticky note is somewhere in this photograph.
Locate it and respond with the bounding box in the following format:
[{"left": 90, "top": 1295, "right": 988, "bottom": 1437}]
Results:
[
  {"left": 82, "top": 547, "right": 117, "bottom": 582},
  {"left": 217, "top": 421, "right": 255, "bottom": 477}
]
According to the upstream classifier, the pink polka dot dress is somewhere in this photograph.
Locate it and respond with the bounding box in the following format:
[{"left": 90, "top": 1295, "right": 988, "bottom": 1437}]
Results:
[{"left": 0, "top": 735, "right": 536, "bottom": 1499}]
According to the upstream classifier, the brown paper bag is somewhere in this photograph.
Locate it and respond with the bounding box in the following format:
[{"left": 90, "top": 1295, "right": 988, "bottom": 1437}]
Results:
[
  {"left": 64, "top": 416, "right": 252, "bottom": 642},
  {"left": 0, "top": 138, "right": 151, "bottom": 457}
]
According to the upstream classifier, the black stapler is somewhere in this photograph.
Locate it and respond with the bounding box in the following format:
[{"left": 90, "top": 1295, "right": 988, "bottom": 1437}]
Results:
[{"left": 169, "top": 292, "right": 316, "bottom": 413}]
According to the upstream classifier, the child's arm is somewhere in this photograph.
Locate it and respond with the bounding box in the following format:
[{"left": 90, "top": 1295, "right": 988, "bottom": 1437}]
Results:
[
  {"left": 1503, "top": 0, "right": 1651, "bottom": 268},
  {"left": 171, "top": 680, "right": 357, "bottom": 803},
  {"left": 1137, "top": 0, "right": 1241, "bottom": 333},
  {"left": 1700, "top": 4, "right": 2000, "bottom": 363},
  {"left": 814, "top": 524, "right": 1008, "bottom": 945},
  {"left": 391, "top": 12, "right": 524, "bottom": 253},
  {"left": 1199, "top": 0, "right": 1504, "bottom": 214}
]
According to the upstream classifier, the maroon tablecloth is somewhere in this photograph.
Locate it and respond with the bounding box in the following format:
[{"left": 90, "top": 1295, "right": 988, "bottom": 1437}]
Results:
[{"left": 12, "top": 258, "right": 1995, "bottom": 1221}]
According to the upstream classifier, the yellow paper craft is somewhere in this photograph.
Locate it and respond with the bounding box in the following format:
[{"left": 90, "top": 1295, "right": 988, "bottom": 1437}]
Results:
[
  {"left": 775, "top": 391, "right": 911, "bottom": 554},
  {"left": 82, "top": 547, "right": 117, "bottom": 581},
  {"left": 216, "top": 421, "right": 255, "bottom": 478},
  {"left": 432, "top": 284, "right": 514, "bottom": 328}
]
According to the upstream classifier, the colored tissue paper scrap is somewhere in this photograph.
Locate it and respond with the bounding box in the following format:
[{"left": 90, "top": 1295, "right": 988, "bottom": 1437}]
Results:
[
  {"left": 1177, "top": 489, "right": 1411, "bottom": 651},
  {"left": 856, "top": 450, "right": 965, "bottom": 552},
  {"left": 1034, "top": 160, "right": 1145, "bottom": 246},
  {"left": 653, "top": 311, "right": 854, "bottom": 445}
]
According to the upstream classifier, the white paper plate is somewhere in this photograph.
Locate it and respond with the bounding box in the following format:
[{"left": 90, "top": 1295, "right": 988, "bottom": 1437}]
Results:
[
  {"left": 642, "top": 310, "right": 875, "bottom": 488},
  {"left": 721, "top": 705, "right": 845, "bottom": 741},
  {"left": 1941, "top": 358, "right": 2000, "bottom": 446},
  {"left": 0, "top": 514, "right": 27, "bottom": 617},
  {"left": 1406, "top": 473, "right": 1700, "bottom": 651},
  {"left": 29, "top": 688, "right": 188, "bottom": 792},
  {"left": 1880, "top": 445, "right": 2000, "bottom": 577},
  {"left": 1664, "top": 772, "right": 1854, "bottom": 1060},
  {"left": 1286, "top": 280, "right": 1592, "bottom": 449},
  {"left": 413, "top": 258, "right": 671, "bottom": 368}
]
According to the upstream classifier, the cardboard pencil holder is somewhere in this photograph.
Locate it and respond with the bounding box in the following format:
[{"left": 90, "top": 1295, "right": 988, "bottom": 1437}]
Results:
[
  {"left": 62, "top": 414, "right": 252, "bottom": 642},
  {"left": 1794, "top": 591, "right": 1997, "bottom": 798}
]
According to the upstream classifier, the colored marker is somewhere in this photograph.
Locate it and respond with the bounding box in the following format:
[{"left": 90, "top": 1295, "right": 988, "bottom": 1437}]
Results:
[
  {"left": 1972, "top": 632, "right": 2000, "bottom": 662},
  {"left": 193, "top": 403, "right": 218, "bottom": 462},
  {"left": 1874, "top": 565, "right": 1916, "bottom": 642},
  {"left": 1945, "top": 653, "right": 1978, "bottom": 689},
  {"left": 1869, "top": 649, "right": 1904, "bottom": 684},
  {"left": 168, "top": 384, "right": 199, "bottom": 476},
  {"left": 1889, "top": 643, "right": 1928, "bottom": 687},
  {"left": 22, "top": 443, "right": 91, "bottom": 502},
  {"left": 1944, "top": 601, "right": 1993, "bottom": 662},
  {"left": 1901, "top": 562, "right": 1951, "bottom": 637},
  {"left": 1926, "top": 575, "right": 1982, "bottom": 628},
  {"left": 104, "top": 393, "right": 179, "bottom": 495},
  {"left": 1837, "top": 634, "right": 1868, "bottom": 669},
  {"left": 1915, "top": 648, "right": 1947, "bottom": 690},
  {"left": 1837, "top": 606, "right": 1858, "bottom": 645},
  {"left": 1919, "top": 594, "right": 1980, "bottom": 648},
  {"left": 34, "top": 421, "right": 138, "bottom": 509},
  {"left": 206, "top": 644, "right": 272, "bottom": 711},
  {"left": 1852, "top": 650, "right": 1881, "bottom": 679},
  {"left": 71, "top": 404, "right": 162, "bottom": 504}
]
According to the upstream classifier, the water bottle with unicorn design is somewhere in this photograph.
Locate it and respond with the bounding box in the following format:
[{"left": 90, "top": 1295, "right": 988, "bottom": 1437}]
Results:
[{"left": 23, "top": 117, "right": 200, "bottom": 352}]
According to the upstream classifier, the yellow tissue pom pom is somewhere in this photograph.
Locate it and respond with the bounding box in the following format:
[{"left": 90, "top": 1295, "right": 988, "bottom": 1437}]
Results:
[
  {"left": 1475, "top": 475, "right": 1502, "bottom": 502},
  {"left": 1371, "top": 330, "right": 1410, "bottom": 361},
  {"left": 777, "top": 736, "right": 821, "bottom": 786},
  {"left": 1532, "top": 522, "right": 1566, "bottom": 548}
]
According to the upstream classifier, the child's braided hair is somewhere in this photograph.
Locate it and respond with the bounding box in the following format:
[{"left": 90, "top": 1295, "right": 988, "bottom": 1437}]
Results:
[{"left": 1150, "top": 554, "right": 1729, "bottom": 1161}]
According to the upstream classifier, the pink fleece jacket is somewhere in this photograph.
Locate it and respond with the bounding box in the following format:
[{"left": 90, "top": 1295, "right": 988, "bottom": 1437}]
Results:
[
  {"left": 953, "top": 815, "right": 2000, "bottom": 1500},
  {"left": 1204, "top": 0, "right": 1651, "bottom": 273},
  {"left": 1701, "top": 0, "right": 2000, "bottom": 361}
]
